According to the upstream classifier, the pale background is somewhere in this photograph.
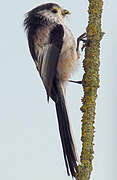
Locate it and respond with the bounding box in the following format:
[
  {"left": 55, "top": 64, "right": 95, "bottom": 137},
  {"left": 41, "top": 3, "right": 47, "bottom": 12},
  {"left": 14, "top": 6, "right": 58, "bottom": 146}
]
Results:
[{"left": 0, "top": 0, "right": 116, "bottom": 180}]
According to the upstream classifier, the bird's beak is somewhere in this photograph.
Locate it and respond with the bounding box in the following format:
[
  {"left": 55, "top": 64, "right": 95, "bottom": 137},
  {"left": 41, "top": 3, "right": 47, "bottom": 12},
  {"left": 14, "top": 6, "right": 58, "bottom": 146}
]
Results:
[{"left": 62, "top": 9, "right": 71, "bottom": 16}]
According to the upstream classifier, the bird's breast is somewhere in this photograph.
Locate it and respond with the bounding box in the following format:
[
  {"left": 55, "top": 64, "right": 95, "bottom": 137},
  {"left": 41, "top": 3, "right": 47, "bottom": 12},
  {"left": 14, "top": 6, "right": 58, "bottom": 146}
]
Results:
[{"left": 57, "top": 26, "right": 79, "bottom": 83}]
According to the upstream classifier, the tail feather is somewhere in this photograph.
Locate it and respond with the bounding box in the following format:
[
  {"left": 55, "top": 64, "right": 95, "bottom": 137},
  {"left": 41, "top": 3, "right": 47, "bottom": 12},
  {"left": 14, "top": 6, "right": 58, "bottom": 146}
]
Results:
[{"left": 55, "top": 86, "right": 78, "bottom": 177}]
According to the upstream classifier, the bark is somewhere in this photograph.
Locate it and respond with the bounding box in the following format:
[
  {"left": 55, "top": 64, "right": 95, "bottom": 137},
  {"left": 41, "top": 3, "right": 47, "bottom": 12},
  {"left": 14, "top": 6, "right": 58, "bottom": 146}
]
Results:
[{"left": 76, "top": 0, "right": 104, "bottom": 179}]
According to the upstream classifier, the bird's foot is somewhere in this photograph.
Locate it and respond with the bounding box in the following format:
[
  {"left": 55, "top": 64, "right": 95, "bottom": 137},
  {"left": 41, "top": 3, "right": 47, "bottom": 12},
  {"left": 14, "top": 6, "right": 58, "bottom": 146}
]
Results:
[{"left": 76, "top": 33, "right": 90, "bottom": 51}]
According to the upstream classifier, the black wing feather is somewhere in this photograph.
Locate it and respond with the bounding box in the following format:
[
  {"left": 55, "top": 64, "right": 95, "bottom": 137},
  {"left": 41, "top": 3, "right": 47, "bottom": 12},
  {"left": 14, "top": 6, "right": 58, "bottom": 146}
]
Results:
[
  {"left": 41, "top": 24, "right": 64, "bottom": 100},
  {"left": 28, "top": 24, "right": 64, "bottom": 100}
]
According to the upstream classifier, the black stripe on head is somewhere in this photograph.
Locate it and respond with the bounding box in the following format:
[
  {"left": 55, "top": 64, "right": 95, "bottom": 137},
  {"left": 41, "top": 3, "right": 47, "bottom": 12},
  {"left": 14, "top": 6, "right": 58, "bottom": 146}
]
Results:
[{"left": 29, "top": 3, "right": 60, "bottom": 13}]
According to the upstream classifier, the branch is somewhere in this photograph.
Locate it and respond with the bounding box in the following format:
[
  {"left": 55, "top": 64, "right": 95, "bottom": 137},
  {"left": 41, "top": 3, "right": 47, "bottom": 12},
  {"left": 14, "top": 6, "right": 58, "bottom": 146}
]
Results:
[{"left": 76, "top": 0, "right": 104, "bottom": 179}]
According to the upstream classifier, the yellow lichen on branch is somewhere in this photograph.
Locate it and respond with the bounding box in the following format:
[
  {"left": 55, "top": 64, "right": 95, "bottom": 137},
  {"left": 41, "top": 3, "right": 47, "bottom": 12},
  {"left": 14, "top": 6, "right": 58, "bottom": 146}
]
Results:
[{"left": 76, "top": 0, "right": 103, "bottom": 179}]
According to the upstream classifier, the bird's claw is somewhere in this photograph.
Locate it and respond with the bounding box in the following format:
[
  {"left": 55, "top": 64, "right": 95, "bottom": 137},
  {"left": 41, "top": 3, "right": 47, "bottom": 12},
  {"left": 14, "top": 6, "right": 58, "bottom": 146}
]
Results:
[{"left": 76, "top": 33, "right": 90, "bottom": 51}]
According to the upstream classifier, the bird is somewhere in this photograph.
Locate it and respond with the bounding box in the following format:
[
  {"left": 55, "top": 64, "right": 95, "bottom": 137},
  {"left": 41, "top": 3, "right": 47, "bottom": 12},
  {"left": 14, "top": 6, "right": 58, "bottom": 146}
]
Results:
[{"left": 24, "top": 3, "right": 86, "bottom": 177}]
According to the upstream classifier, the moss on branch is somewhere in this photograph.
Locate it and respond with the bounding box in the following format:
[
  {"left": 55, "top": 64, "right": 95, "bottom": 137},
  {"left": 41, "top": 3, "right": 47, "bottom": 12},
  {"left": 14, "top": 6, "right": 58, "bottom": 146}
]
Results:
[{"left": 76, "top": 0, "right": 103, "bottom": 179}]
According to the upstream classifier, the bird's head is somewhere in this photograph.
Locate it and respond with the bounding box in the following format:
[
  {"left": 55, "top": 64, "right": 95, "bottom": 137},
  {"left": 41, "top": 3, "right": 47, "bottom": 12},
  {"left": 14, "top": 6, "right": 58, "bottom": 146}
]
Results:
[{"left": 26, "top": 3, "right": 71, "bottom": 24}]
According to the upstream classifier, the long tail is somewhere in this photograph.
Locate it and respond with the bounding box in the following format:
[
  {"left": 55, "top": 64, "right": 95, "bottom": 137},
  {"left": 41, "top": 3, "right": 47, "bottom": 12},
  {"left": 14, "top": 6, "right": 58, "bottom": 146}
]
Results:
[{"left": 55, "top": 84, "right": 78, "bottom": 177}]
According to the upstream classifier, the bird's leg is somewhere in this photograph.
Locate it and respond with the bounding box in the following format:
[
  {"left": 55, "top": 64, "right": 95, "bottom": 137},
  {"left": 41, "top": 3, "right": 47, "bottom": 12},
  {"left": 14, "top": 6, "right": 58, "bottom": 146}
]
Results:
[
  {"left": 69, "top": 33, "right": 91, "bottom": 85},
  {"left": 68, "top": 33, "right": 86, "bottom": 85},
  {"left": 77, "top": 32, "right": 91, "bottom": 51},
  {"left": 76, "top": 32, "right": 87, "bottom": 52},
  {"left": 68, "top": 80, "right": 82, "bottom": 84}
]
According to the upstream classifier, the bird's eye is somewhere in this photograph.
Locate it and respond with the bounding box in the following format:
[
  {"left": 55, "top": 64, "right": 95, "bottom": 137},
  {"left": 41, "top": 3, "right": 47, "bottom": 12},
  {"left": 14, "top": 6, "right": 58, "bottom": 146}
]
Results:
[{"left": 52, "top": 8, "right": 58, "bottom": 13}]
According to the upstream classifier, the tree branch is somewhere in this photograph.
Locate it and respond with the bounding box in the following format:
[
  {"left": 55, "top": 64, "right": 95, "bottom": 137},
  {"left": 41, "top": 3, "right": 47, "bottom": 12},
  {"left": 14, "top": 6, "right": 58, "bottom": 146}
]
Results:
[{"left": 76, "top": 0, "right": 104, "bottom": 179}]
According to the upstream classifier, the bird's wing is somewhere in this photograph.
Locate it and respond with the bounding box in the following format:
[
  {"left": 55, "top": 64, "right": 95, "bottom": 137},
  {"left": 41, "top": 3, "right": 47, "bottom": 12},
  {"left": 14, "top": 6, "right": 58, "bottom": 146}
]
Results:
[{"left": 28, "top": 24, "right": 64, "bottom": 101}]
